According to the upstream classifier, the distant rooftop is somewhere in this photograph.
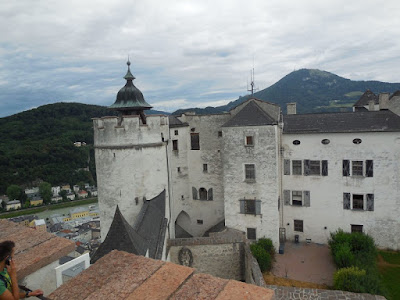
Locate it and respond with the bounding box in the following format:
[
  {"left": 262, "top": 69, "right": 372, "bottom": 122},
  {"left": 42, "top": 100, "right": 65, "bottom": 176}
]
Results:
[
  {"left": 283, "top": 110, "right": 400, "bottom": 134},
  {"left": 48, "top": 250, "right": 274, "bottom": 300},
  {"left": 0, "top": 219, "right": 75, "bottom": 279}
]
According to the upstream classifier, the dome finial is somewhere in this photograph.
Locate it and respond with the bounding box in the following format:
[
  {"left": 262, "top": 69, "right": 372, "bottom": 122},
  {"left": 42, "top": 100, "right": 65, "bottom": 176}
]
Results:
[{"left": 127, "top": 55, "right": 131, "bottom": 67}]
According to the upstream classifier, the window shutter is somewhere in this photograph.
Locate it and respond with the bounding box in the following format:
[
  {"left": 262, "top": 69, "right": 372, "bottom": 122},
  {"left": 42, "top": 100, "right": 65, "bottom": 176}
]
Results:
[
  {"left": 304, "top": 160, "right": 310, "bottom": 176},
  {"left": 343, "top": 193, "right": 350, "bottom": 209},
  {"left": 343, "top": 160, "right": 350, "bottom": 176},
  {"left": 284, "top": 190, "right": 290, "bottom": 205},
  {"left": 192, "top": 187, "right": 198, "bottom": 200},
  {"left": 256, "top": 200, "right": 261, "bottom": 215},
  {"left": 322, "top": 160, "right": 328, "bottom": 176},
  {"left": 303, "top": 191, "right": 310, "bottom": 207},
  {"left": 208, "top": 188, "right": 213, "bottom": 200},
  {"left": 284, "top": 159, "right": 290, "bottom": 175},
  {"left": 240, "top": 200, "right": 245, "bottom": 213},
  {"left": 367, "top": 194, "right": 374, "bottom": 211},
  {"left": 366, "top": 160, "right": 373, "bottom": 177}
]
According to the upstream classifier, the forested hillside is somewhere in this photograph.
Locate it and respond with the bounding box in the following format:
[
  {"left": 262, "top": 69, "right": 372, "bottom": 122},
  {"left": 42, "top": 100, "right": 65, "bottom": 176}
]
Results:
[{"left": 0, "top": 103, "right": 116, "bottom": 194}]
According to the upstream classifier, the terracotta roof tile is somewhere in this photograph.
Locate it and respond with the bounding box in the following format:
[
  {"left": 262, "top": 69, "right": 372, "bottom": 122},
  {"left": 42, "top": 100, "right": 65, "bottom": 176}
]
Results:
[
  {"left": 0, "top": 219, "right": 75, "bottom": 279},
  {"left": 171, "top": 273, "right": 228, "bottom": 300},
  {"left": 48, "top": 250, "right": 274, "bottom": 300},
  {"left": 126, "top": 263, "right": 193, "bottom": 300},
  {"left": 216, "top": 280, "right": 274, "bottom": 300}
]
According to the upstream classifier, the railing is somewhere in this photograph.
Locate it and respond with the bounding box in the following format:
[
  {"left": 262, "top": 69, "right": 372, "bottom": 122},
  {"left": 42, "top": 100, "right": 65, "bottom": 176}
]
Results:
[{"left": 19, "top": 285, "right": 50, "bottom": 300}]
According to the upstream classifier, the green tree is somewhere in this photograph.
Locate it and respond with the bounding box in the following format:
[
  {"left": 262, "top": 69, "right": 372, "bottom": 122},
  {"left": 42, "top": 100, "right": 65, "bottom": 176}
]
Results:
[
  {"left": 6, "top": 184, "right": 22, "bottom": 200},
  {"left": 39, "top": 182, "right": 52, "bottom": 204},
  {"left": 59, "top": 190, "right": 67, "bottom": 201}
]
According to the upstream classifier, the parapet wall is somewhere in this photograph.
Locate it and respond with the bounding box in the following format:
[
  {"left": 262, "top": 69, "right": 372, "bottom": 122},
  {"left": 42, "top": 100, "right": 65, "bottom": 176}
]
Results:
[
  {"left": 168, "top": 228, "right": 266, "bottom": 287},
  {"left": 93, "top": 114, "right": 170, "bottom": 147}
]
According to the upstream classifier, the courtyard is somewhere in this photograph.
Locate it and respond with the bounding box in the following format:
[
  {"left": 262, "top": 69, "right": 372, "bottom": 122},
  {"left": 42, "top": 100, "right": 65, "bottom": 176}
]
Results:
[{"left": 271, "top": 242, "right": 336, "bottom": 286}]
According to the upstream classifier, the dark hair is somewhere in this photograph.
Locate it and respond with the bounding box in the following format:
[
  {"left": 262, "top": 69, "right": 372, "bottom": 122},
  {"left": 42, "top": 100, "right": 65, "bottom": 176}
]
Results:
[{"left": 0, "top": 241, "right": 15, "bottom": 262}]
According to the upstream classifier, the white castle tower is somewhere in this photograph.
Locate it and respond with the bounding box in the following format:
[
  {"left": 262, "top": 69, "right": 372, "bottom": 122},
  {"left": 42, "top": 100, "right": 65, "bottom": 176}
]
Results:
[{"left": 93, "top": 61, "right": 170, "bottom": 239}]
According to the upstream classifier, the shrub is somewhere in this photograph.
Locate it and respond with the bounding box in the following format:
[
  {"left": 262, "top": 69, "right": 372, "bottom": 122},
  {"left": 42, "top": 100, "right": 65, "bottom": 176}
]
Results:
[
  {"left": 334, "top": 266, "right": 367, "bottom": 292},
  {"left": 334, "top": 243, "right": 354, "bottom": 268},
  {"left": 257, "top": 238, "right": 275, "bottom": 259},
  {"left": 250, "top": 244, "right": 272, "bottom": 272}
]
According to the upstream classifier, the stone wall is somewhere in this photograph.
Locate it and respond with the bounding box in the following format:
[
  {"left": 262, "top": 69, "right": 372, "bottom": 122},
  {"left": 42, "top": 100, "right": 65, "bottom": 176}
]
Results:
[{"left": 168, "top": 229, "right": 245, "bottom": 281}]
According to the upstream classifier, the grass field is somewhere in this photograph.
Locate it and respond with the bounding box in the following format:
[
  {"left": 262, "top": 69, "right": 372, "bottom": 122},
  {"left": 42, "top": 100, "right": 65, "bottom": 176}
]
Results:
[
  {"left": 0, "top": 198, "right": 98, "bottom": 219},
  {"left": 378, "top": 250, "right": 400, "bottom": 300}
]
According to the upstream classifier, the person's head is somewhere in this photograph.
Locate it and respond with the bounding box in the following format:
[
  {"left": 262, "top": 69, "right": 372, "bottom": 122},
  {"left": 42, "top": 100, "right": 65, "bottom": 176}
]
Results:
[{"left": 0, "top": 241, "right": 15, "bottom": 263}]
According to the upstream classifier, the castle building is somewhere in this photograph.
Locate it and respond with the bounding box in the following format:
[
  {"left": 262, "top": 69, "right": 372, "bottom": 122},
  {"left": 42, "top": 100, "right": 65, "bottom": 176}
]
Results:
[{"left": 93, "top": 63, "right": 400, "bottom": 261}]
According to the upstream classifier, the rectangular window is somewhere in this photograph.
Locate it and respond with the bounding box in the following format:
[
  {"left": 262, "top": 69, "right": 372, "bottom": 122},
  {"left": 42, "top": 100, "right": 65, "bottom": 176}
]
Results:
[
  {"left": 203, "top": 164, "right": 208, "bottom": 172},
  {"left": 197, "top": 219, "right": 203, "bottom": 224},
  {"left": 309, "top": 160, "right": 321, "bottom": 175},
  {"left": 245, "top": 136, "right": 254, "bottom": 146},
  {"left": 366, "top": 160, "right": 373, "bottom": 177},
  {"left": 239, "top": 199, "right": 261, "bottom": 215},
  {"left": 292, "top": 160, "right": 302, "bottom": 175},
  {"left": 191, "top": 133, "right": 200, "bottom": 150},
  {"left": 351, "top": 225, "right": 363, "bottom": 233},
  {"left": 294, "top": 220, "right": 303, "bottom": 232},
  {"left": 177, "top": 167, "right": 181, "bottom": 173},
  {"left": 247, "top": 228, "right": 257, "bottom": 240},
  {"left": 343, "top": 160, "right": 350, "bottom": 176},
  {"left": 352, "top": 194, "right": 364, "bottom": 210},
  {"left": 218, "top": 131, "right": 223, "bottom": 137},
  {"left": 292, "top": 191, "right": 302, "bottom": 206},
  {"left": 174, "top": 130, "right": 178, "bottom": 135},
  {"left": 245, "top": 164, "right": 255, "bottom": 181},
  {"left": 352, "top": 161, "right": 363, "bottom": 176},
  {"left": 172, "top": 140, "right": 178, "bottom": 151}
]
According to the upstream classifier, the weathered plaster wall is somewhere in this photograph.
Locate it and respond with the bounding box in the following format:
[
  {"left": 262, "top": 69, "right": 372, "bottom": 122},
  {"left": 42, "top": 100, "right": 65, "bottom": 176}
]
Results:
[
  {"left": 171, "top": 113, "right": 230, "bottom": 237},
  {"left": 389, "top": 95, "right": 400, "bottom": 116},
  {"left": 222, "top": 125, "right": 280, "bottom": 248},
  {"left": 282, "top": 132, "right": 400, "bottom": 250},
  {"left": 21, "top": 260, "right": 60, "bottom": 296},
  {"left": 168, "top": 229, "right": 245, "bottom": 280},
  {"left": 93, "top": 115, "right": 170, "bottom": 239}
]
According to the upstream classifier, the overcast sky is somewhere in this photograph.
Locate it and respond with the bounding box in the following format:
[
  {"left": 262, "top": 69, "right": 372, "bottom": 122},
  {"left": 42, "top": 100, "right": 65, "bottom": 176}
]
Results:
[{"left": 1, "top": 0, "right": 399, "bottom": 118}]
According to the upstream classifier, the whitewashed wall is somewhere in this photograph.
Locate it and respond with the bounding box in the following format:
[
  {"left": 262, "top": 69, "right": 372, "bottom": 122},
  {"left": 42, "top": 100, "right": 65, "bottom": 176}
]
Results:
[
  {"left": 93, "top": 115, "right": 170, "bottom": 239},
  {"left": 282, "top": 132, "right": 400, "bottom": 250},
  {"left": 222, "top": 125, "right": 280, "bottom": 248},
  {"left": 171, "top": 114, "right": 230, "bottom": 237}
]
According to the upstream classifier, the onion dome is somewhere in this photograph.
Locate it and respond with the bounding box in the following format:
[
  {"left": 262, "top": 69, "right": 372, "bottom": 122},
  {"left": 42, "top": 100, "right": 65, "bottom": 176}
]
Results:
[{"left": 109, "top": 60, "right": 152, "bottom": 112}]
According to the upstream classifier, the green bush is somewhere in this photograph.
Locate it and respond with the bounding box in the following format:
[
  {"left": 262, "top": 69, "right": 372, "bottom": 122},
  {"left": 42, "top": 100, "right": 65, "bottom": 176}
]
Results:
[
  {"left": 334, "top": 267, "right": 384, "bottom": 295},
  {"left": 334, "top": 267, "right": 367, "bottom": 292},
  {"left": 250, "top": 244, "right": 272, "bottom": 272},
  {"left": 334, "top": 243, "right": 354, "bottom": 268},
  {"left": 257, "top": 238, "right": 275, "bottom": 259}
]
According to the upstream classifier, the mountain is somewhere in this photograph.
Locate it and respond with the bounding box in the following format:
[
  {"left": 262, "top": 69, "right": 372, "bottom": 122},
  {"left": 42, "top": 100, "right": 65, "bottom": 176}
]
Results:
[
  {"left": 173, "top": 69, "right": 400, "bottom": 115},
  {"left": 0, "top": 102, "right": 166, "bottom": 194}
]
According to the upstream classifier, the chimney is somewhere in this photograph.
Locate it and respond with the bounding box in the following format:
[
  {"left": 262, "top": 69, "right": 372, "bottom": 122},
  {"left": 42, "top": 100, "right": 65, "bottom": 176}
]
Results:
[
  {"left": 287, "top": 102, "right": 297, "bottom": 115},
  {"left": 368, "top": 100, "right": 375, "bottom": 111},
  {"left": 379, "top": 93, "right": 390, "bottom": 110}
]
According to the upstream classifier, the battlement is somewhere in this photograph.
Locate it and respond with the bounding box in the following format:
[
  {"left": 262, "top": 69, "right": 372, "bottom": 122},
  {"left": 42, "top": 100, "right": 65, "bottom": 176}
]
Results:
[{"left": 93, "top": 114, "right": 170, "bottom": 147}]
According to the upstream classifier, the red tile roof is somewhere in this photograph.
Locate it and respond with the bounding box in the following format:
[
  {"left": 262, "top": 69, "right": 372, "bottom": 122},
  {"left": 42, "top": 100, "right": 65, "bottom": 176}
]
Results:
[
  {"left": 0, "top": 219, "right": 75, "bottom": 279},
  {"left": 48, "top": 250, "right": 274, "bottom": 300}
]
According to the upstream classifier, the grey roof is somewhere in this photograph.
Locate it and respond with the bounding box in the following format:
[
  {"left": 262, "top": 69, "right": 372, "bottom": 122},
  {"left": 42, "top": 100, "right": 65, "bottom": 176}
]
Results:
[
  {"left": 168, "top": 115, "right": 188, "bottom": 128},
  {"left": 90, "top": 190, "right": 167, "bottom": 263},
  {"left": 390, "top": 90, "right": 400, "bottom": 99},
  {"left": 354, "top": 90, "right": 378, "bottom": 106},
  {"left": 133, "top": 190, "right": 168, "bottom": 259},
  {"left": 223, "top": 100, "right": 276, "bottom": 127},
  {"left": 283, "top": 110, "right": 400, "bottom": 134},
  {"left": 109, "top": 61, "right": 152, "bottom": 111}
]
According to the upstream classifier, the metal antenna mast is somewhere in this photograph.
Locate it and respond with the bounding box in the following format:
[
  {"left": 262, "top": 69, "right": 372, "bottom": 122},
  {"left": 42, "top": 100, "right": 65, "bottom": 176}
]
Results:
[{"left": 247, "top": 68, "right": 258, "bottom": 95}]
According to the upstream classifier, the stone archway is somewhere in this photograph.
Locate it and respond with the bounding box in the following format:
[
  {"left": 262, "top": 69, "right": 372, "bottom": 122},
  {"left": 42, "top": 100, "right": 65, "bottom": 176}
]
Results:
[{"left": 175, "top": 210, "right": 192, "bottom": 238}]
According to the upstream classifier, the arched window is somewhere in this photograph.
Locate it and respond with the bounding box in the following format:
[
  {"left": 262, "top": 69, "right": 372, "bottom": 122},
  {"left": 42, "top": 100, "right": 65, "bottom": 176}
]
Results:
[{"left": 199, "top": 188, "right": 208, "bottom": 200}]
